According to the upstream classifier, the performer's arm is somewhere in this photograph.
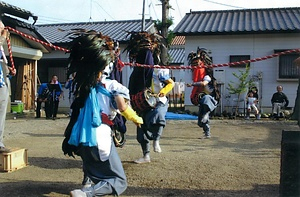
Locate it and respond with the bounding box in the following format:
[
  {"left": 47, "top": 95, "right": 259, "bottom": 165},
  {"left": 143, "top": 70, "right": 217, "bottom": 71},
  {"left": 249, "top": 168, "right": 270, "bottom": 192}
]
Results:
[
  {"left": 159, "top": 78, "right": 175, "bottom": 97},
  {"left": 187, "top": 80, "right": 208, "bottom": 87},
  {"left": 115, "top": 95, "right": 143, "bottom": 127}
]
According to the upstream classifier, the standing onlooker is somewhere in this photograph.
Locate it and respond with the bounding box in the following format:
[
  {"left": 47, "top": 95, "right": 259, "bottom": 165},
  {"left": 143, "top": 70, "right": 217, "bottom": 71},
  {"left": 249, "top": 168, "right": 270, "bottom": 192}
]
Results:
[
  {"left": 65, "top": 73, "right": 76, "bottom": 117},
  {"left": 48, "top": 75, "right": 63, "bottom": 120},
  {"left": 187, "top": 67, "right": 220, "bottom": 139},
  {"left": 271, "top": 85, "right": 289, "bottom": 120},
  {"left": 0, "top": 20, "right": 16, "bottom": 152},
  {"left": 35, "top": 82, "right": 51, "bottom": 118}
]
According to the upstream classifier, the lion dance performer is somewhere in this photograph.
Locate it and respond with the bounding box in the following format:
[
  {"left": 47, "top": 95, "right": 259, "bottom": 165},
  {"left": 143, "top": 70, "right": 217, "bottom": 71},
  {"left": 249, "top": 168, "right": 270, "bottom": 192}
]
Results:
[
  {"left": 186, "top": 48, "right": 220, "bottom": 139},
  {"left": 62, "top": 30, "right": 143, "bottom": 197},
  {"left": 125, "top": 31, "right": 174, "bottom": 164}
]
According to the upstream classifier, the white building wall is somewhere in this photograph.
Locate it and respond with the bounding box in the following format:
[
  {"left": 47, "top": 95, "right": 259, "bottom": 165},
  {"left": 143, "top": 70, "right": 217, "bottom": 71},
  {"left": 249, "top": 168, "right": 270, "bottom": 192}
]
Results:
[{"left": 183, "top": 33, "right": 299, "bottom": 113}]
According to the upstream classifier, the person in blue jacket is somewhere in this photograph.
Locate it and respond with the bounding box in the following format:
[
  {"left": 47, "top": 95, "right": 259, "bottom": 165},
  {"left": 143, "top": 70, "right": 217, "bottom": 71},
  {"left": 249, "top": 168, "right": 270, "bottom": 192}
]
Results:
[{"left": 35, "top": 82, "right": 51, "bottom": 118}]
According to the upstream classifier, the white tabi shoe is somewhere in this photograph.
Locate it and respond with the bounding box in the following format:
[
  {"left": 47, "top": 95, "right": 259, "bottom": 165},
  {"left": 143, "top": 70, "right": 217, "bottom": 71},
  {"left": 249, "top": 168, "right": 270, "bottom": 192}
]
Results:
[
  {"left": 70, "top": 189, "right": 87, "bottom": 197},
  {"left": 134, "top": 154, "right": 151, "bottom": 164},
  {"left": 153, "top": 140, "right": 162, "bottom": 153}
]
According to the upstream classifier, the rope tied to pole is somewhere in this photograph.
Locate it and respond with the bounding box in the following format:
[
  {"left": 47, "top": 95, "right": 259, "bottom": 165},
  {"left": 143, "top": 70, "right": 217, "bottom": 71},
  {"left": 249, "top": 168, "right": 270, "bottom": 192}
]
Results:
[{"left": 5, "top": 25, "right": 300, "bottom": 70}]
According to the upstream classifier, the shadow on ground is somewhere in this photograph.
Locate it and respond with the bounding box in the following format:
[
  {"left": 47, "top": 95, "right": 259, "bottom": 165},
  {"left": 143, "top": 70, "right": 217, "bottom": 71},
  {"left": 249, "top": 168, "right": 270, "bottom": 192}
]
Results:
[{"left": 0, "top": 181, "right": 279, "bottom": 197}]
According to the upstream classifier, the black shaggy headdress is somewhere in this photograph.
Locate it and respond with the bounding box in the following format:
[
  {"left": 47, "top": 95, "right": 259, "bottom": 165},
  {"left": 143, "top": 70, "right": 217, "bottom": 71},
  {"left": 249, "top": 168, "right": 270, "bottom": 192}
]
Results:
[
  {"left": 187, "top": 47, "right": 212, "bottom": 66},
  {"left": 66, "top": 29, "right": 115, "bottom": 106},
  {"left": 123, "top": 31, "right": 166, "bottom": 64},
  {"left": 62, "top": 30, "right": 116, "bottom": 157}
]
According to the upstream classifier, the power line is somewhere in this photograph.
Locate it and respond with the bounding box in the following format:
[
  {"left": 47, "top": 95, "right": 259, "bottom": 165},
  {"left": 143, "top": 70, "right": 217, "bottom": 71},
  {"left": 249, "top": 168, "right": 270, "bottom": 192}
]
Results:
[
  {"left": 149, "top": 0, "right": 158, "bottom": 19},
  {"left": 203, "top": 0, "right": 245, "bottom": 9},
  {"left": 90, "top": 0, "right": 93, "bottom": 21},
  {"left": 175, "top": 0, "right": 182, "bottom": 18},
  {"left": 35, "top": 15, "right": 81, "bottom": 24},
  {"left": 92, "top": 0, "right": 115, "bottom": 20}
]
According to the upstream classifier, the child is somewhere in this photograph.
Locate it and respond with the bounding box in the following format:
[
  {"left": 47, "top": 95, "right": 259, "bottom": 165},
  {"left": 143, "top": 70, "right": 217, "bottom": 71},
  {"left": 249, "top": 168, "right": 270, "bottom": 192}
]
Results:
[{"left": 246, "top": 92, "right": 260, "bottom": 120}]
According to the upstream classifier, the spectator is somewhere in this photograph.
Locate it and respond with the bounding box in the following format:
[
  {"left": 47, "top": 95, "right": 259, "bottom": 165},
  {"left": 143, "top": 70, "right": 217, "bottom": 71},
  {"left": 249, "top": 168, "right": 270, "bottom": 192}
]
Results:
[
  {"left": 271, "top": 85, "right": 289, "bottom": 120},
  {"left": 48, "top": 75, "right": 63, "bottom": 120},
  {"left": 35, "top": 82, "right": 51, "bottom": 118},
  {"left": 248, "top": 86, "right": 259, "bottom": 100},
  {"left": 65, "top": 73, "right": 76, "bottom": 117},
  {"left": 0, "top": 20, "right": 16, "bottom": 152},
  {"left": 245, "top": 91, "right": 260, "bottom": 120}
]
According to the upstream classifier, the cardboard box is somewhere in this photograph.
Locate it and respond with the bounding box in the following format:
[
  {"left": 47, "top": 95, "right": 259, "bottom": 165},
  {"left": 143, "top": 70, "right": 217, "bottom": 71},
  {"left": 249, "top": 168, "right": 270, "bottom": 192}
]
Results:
[
  {"left": 11, "top": 102, "right": 24, "bottom": 113},
  {"left": 0, "top": 148, "right": 28, "bottom": 172}
]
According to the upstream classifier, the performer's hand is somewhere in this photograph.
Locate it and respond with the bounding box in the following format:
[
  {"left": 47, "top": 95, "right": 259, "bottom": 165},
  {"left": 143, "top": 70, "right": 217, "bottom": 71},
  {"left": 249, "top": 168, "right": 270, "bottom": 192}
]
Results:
[
  {"left": 1, "top": 29, "right": 9, "bottom": 39},
  {"left": 120, "top": 106, "right": 143, "bottom": 126},
  {"left": 158, "top": 92, "right": 165, "bottom": 97},
  {"left": 186, "top": 83, "right": 193, "bottom": 87},
  {"left": 8, "top": 67, "right": 16, "bottom": 76},
  {"left": 135, "top": 123, "right": 142, "bottom": 128}
]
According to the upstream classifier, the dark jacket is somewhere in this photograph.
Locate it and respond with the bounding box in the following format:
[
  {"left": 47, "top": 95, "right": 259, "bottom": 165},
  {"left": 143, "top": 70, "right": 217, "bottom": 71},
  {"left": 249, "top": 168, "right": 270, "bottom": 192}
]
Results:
[{"left": 271, "top": 92, "right": 289, "bottom": 107}]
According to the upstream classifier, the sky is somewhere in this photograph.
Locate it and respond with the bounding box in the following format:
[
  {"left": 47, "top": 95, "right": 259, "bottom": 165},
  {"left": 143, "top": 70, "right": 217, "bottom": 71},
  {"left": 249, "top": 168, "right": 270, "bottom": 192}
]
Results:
[{"left": 4, "top": 0, "right": 300, "bottom": 29}]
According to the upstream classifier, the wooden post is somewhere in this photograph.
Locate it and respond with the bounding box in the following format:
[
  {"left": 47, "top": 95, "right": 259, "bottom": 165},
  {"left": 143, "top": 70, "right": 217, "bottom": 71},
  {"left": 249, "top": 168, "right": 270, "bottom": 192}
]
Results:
[
  {"left": 160, "top": 0, "right": 169, "bottom": 66},
  {"left": 280, "top": 130, "right": 300, "bottom": 196}
]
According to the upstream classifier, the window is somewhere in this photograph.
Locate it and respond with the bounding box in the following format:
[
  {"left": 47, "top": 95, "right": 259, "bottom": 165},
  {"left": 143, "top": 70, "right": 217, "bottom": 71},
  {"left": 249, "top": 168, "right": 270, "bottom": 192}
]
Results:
[
  {"left": 275, "top": 50, "right": 299, "bottom": 79},
  {"left": 229, "top": 55, "right": 250, "bottom": 67}
]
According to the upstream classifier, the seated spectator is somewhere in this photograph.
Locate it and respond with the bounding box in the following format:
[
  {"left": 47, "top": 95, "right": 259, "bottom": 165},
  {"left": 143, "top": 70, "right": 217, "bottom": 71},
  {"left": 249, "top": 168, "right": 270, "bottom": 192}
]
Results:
[
  {"left": 245, "top": 86, "right": 260, "bottom": 120},
  {"left": 271, "top": 85, "right": 289, "bottom": 120},
  {"left": 249, "top": 86, "right": 259, "bottom": 100}
]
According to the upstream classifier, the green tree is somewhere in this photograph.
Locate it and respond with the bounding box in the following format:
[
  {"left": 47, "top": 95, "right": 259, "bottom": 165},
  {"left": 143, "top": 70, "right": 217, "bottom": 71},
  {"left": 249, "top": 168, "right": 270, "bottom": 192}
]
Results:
[{"left": 227, "top": 65, "right": 254, "bottom": 118}]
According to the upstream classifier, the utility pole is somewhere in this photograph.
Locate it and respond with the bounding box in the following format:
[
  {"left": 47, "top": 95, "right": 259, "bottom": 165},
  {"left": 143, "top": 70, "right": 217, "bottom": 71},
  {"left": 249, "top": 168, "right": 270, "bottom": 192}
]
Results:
[
  {"left": 142, "top": 0, "right": 146, "bottom": 31},
  {"left": 161, "top": 0, "right": 169, "bottom": 65}
]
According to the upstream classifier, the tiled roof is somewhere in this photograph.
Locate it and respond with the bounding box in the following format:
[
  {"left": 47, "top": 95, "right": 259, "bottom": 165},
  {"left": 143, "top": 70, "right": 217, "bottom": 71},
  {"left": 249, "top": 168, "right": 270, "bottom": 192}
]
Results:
[
  {"left": 36, "top": 19, "right": 155, "bottom": 44},
  {"left": 173, "top": 7, "right": 300, "bottom": 35},
  {"left": 0, "top": 1, "right": 50, "bottom": 52},
  {"left": 169, "top": 47, "right": 185, "bottom": 64},
  {"left": 0, "top": 1, "right": 37, "bottom": 21},
  {"left": 2, "top": 15, "right": 36, "bottom": 30}
]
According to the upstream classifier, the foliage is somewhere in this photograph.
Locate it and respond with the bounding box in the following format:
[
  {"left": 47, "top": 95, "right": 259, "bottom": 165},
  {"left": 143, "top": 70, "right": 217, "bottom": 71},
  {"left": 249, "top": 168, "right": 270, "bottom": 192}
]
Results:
[
  {"left": 155, "top": 18, "right": 174, "bottom": 30},
  {"left": 227, "top": 64, "right": 254, "bottom": 117},
  {"left": 154, "top": 19, "right": 175, "bottom": 46},
  {"left": 227, "top": 64, "right": 253, "bottom": 95}
]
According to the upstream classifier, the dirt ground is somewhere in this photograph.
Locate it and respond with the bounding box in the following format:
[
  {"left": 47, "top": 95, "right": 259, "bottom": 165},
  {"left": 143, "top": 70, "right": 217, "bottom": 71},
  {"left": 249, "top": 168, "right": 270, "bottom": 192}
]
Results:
[{"left": 0, "top": 112, "right": 299, "bottom": 197}]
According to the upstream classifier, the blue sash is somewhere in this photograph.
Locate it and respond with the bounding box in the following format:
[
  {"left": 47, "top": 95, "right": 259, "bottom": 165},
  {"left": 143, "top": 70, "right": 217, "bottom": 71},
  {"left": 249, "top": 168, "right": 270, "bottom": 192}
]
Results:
[{"left": 68, "top": 84, "right": 113, "bottom": 147}]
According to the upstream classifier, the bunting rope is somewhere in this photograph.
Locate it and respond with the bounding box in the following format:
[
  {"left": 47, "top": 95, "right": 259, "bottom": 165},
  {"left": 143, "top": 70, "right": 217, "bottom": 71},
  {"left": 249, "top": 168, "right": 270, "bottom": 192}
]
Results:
[
  {"left": 6, "top": 26, "right": 300, "bottom": 70},
  {"left": 6, "top": 26, "right": 70, "bottom": 53},
  {"left": 6, "top": 36, "right": 14, "bottom": 69}
]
